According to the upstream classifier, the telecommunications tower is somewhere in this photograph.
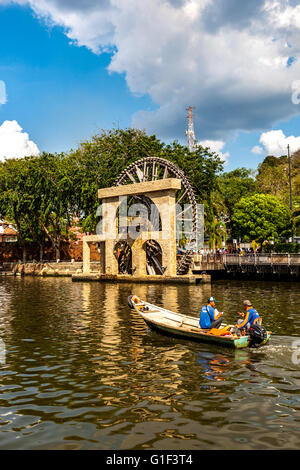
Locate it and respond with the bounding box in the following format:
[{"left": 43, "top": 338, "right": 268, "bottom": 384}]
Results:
[{"left": 185, "top": 106, "right": 197, "bottom": 152}]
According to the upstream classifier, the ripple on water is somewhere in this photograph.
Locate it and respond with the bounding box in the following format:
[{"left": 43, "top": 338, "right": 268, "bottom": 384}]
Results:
[{"left": 1, "top": 277, "right": 300, "bottom": 449}]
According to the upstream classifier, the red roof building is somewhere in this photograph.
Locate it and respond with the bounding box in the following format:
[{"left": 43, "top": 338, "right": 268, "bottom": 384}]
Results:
[{"left": 0, "top": 221, "right": 18, "bottom": 243}]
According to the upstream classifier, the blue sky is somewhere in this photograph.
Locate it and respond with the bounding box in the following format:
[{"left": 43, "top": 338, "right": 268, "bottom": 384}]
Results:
[
  {"left": 1, "top": 0, "right": 300, "bottom": 170},
  {"left": 0, "top": 4, "right": 155, "bottom": 154}
]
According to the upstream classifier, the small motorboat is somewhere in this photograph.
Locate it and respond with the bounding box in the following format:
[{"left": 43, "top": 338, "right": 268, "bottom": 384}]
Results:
[{"left": 128, "top": 295, "right": 270, "bottom": 349}]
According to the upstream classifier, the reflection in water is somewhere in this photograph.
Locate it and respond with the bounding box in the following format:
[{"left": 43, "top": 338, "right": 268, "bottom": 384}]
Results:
[
  {"left": 0, "top": 277, "right": 300, "bottom": 450},
  {"left": 197, "top": 352, "right": 230, "bottom": 382}
]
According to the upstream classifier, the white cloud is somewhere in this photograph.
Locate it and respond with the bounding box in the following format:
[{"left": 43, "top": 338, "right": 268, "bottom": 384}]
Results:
[
  {"left": 251, "top": 145, "right": 264, "bottom": 154},
  {"left": 2, "top": 1, "right": 300, "bottom": 142},
  {"left": 198, "top": 139, "right": 230, "bottom": 163},
  {"left": 0, "top": 80, "right": 7, "bottom": 106},
  {"left": 13, "top": 0, "right": 117, "bottom": 54},
  {"left": 255, "top": 129, "right": 300, "bottom": 156},
  {"left": 0, "top": 120, "right": 40, "bottom": 161}
]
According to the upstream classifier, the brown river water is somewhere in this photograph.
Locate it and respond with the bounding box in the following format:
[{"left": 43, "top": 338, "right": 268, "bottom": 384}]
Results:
[{"left": 0, "top": 276, "right": 299, "bottom": 450}]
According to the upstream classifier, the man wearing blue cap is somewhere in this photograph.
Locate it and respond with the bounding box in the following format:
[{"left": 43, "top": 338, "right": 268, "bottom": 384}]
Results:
[{"left": 199, "top": 297, "right": 223, "bottom": 329}]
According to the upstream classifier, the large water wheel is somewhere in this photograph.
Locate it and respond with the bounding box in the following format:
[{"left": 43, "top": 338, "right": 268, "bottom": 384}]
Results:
[
  {"left": 113, "top": 157, "right": 199, "bottom": 275},
  {"left": 114, "top": 241, "right": 132, "bottom": 274},
  {"left": 145, "top": 240, "right": 165, "bottom": 275}
]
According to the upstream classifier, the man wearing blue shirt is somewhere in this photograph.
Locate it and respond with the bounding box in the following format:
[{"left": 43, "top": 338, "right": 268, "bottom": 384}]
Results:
[
  {"left": 199, "top": 297, "right": 223, "bottom": 329},
  {"left": 235, "top": 300, "right": 261, "bottom": 334}
]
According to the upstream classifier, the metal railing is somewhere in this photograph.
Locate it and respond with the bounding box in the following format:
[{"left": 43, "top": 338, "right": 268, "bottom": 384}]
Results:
[
  {"left": 223, "top": 253, "right": 300, "bottom": 266},
  {"left": 198, "top": 253, "right": 224, "bottom": 264}
]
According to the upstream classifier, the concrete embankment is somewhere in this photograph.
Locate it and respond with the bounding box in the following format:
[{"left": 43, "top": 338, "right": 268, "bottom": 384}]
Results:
[
  {"left": 0, "top": 262, "right": 211, "bottom": 284},
  {"left": 0, "top": 261, "right": 84, "bottom": 277},
  {"left": 72, "top": 273, "right": 211, "bottom": 284}
]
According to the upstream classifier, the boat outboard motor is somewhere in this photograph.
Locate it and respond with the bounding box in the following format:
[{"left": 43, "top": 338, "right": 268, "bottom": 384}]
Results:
[{"left": 248, "top": 324, "right": 268, "bottom": 348}]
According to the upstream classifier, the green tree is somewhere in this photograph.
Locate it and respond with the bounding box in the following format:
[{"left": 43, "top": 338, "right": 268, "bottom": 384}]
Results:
[
  {"left": 256, "top": 152, "right": 300, "bottom": 234},
  {"left": 0, "top": 157, "right": 44, "bottom": 261},
  {"left": 0, "top": 128, "right": 224, "bottom": 259},
  {"left": 68, "top": 128, "right": 224, "bottom": 232},
  {"left": 0, "top": 153, "right": 75, "bottom": 261},
  {"left": 31, "top": 152, "right": 76, "bottom": 260},
  {"left": 205, "top": 217, "right": 227, "bottom": 250},
  {"left": 232, "top": 193, "right": 292, "bottom": 243},
  {"left": 256, "top": 156, "right": 289, "bottom": 201},
  {"left": 67, "top": 128, "right": 165, "bottom": 232},
  {"left": 214, "top": 168, "right": 257, "bottom": 220}
]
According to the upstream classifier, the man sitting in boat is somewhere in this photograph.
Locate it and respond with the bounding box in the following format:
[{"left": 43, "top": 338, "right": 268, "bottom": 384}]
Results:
[
  {"left": 235, "top": 300, "right": 261, "bottom": 335},
  {"left": 199, "top": 297, "right": 223, "bottom": 329}
]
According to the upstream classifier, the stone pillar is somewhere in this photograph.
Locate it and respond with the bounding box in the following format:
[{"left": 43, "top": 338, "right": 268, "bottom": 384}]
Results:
[
  {"left": 131, "top": 238, "right": 147, "bottom": 276},
  {"left": 102, "top": 197, "right": 119, "bottom": 275},
  {"left": 102, "top": 198, "right": 118, "bottom": 240},
  {"left": 150, "top": 189, "right": 177, "bottom": 276},
  {"left": 82, "top": 239, "right": 91, "bottom": 274},
  {"left": 99, "top": 242, "right": 105, "bottom": 275},
  {"left": 160, "top": 239, "right": 177, "bottom": 276},
  {"left": 105, "top": 239, "right": 119, "bottom": 275}
]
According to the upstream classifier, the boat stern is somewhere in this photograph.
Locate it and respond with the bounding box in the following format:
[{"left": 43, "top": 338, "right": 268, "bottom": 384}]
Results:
[{"left": 233, "top": 336, "right": 249, "bottom": 349}]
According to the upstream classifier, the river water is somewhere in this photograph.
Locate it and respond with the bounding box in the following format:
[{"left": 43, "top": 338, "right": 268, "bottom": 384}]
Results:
[{"left": 0, "top": 276, "right": 299, "bottom": 450}]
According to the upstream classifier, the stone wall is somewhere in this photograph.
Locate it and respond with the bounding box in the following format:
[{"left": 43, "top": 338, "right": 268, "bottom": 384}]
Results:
[
  {"left": 12, "top": 261, "right": 84, "bottom": 277},
  {"left": 0, "top": 241, "right": 100, "bottom": 263},
  {"left": 0, "top": 261, "right": 100, "bottom": 277}
]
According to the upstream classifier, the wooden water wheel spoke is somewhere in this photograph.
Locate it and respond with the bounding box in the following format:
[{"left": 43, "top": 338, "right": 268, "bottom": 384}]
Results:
[
  {"left": 143, "top": 161, "right": 148, "bottom": 181},
  {"left": 135, "top": 165, "right": 144, "bottom": 182},
  {"left": 176, "top": 204, "right": 192, "bottom": 218},
  {"left": 176, "top": 189, "right": 188, "bottom": 205},
  {"left": 126, "top": 170, "right": 137, "bottom": 184}
]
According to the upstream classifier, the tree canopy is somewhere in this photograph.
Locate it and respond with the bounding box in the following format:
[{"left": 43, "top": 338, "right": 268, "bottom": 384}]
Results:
[
  {"left": 0, "top": 152, "right": 76, "bottom": 260},
  {"left": 255, "top": 152, "right": 300, "bottom": 236},
  {"left": 67, "top": 128, "right": 224, "bottom": 232},
  {"left": 232, "top": 193, "right": 292, "bottom": 243},
  {"left": 0, "top": 128, "right": 224, "bottom": 257},
  {"left": 0, "top": 128, "right": 298, "bottom": 254},
  {"left": 214, "top": 168, "right": 256, "bottom": 219}
]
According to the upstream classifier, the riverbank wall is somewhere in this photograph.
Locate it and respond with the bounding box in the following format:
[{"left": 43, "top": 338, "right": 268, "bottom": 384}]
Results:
[
  {"left": 2, "top": 253, "right": 300, "bottom": 282},
  {"left": 0, "top": 261, "right": 84, "bottom": 277},
  {"left": 0, "top": 240, "right": 100, "bottom": 263},
  {"left": 0, "top": 262, "right": 210, "bottom": 284},
  {"left": 206, "top": 268, "right": 300, "bottom": 282},
  {"left": 193, "top": 253, "right": 300, "bottom": 281}
]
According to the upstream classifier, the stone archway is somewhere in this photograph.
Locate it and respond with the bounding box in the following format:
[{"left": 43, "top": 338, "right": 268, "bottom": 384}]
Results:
[
  {"left": 82, "top": 176, "right": 182, "bottom": 277},
  {"left": 116, "top": 194, "right": 162, "bottom": 236}
]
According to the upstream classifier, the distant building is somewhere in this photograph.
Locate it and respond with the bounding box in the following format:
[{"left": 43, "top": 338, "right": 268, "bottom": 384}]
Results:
[
  {"left": 0, "top": 220, "right": 18, "bottom": 243},
  {"left": 69, "top": 216, "right": 87, "bottom": 243}
]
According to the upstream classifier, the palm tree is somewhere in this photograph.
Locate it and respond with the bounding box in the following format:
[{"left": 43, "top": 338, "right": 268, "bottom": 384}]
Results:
[{"left": 206, "top": 217, "right": 227, "bottom": 251}]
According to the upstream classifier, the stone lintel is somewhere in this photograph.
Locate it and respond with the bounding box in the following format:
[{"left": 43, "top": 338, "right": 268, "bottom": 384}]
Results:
[
  {"left": 83, "top": 232, "right": 174, "bottom": 243},
  {"left": 83, "top": 235, "right": 106, "bottom": 243},
  {"left": 98, "top": 178, "right": 181, "bottom": 199}
]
